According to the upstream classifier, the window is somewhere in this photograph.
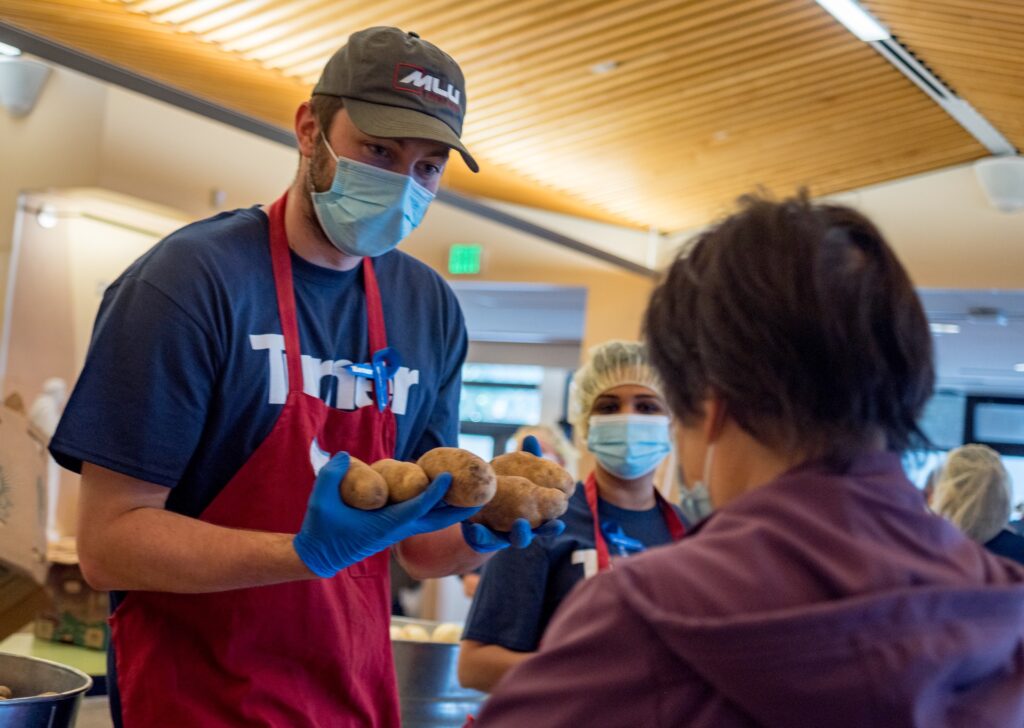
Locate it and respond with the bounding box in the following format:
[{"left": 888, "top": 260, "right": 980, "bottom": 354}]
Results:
[{"left": 458, "top": 363, "right": 545, "bottom": 458}]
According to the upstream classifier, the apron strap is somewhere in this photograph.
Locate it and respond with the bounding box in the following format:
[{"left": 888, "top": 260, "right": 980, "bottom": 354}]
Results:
[
  {"left": 362, "top": 258, "right": 389, "bottom": 355},
  {"left": 267, "top": 193, "right": 391, "bottom": 397},
  {"left": 585, "top": 471, "right": 687, "bottom": 573},
  {"left": 268, "top": 193, "right": 303, "bottom": 394}
]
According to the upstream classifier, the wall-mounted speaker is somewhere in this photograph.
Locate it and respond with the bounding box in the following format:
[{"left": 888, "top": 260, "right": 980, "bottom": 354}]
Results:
[{"left": 974, "top": 156, "right": 1024, "bottom": 214}]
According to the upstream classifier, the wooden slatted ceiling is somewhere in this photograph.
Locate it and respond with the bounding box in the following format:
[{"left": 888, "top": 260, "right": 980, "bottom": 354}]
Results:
[
  {"left": 0, "top": 1, "right": 998, "bottom": 232},
  {"left": 866, "top": 0, "right": 1024, "bottom": 152}
]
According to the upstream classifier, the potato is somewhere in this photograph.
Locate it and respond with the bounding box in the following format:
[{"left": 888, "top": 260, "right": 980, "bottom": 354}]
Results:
[
  {"left": 491, "top": 452, "right": 575, "bottom": 497},
  {"left": 471, "top": 475, "right": 569, "bottom": 531},
  {"left": 417, "top": 448, "right": 497, "bottom": 507},
  {"left": 400, "top": 624, "right": 430, "bottom": 641},
  {"left": 339, "top": 456, "right": 388, "bottom": 510},
  {"left": 0, "top": 685, "right": 9, "bottom": 699},
  {"left": 372, "top": 459, "right": 430, "bottom": 503},
  {"left": 432, "top": 622, "right": 462, "bottom": 643}
]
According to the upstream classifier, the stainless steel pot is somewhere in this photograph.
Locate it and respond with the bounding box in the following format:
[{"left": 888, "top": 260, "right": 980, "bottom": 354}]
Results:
[
  {"left": 391, "top": 617, "right": 485, "bottom": 727},
  {"left": 0, "top": 651, "right": 93, "bottom": 728}
]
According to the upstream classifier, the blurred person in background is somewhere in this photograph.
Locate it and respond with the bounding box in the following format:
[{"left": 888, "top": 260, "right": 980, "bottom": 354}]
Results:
[
  {"left": 509, "top": 424, "right": 578, "bottom": 477},
  {"left": 932, "top": 443, "right": 1024, "bottom": 565},
  {"left": 458, "top": 341, "right": 685, "bottom": 692},
  {"left": 477, "top": 194, "right": 1024, "bottom": 727}
]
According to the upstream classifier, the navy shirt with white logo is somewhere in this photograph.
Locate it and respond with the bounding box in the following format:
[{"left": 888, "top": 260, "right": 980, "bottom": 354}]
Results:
[
  {"left": 462, "top": 485, "right": 684, "bottom": 653},
  {"left": 51, "top": 206, "right": 467, "bottom": 518}
]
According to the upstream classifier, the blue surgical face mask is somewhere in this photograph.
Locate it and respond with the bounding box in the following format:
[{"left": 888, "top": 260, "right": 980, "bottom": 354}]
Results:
[
  {"left": 587, "top": 414, "right": 671, "bottom": 480},
  {"left": 310, "top": 134, "right": 435, "bottom": 258}
]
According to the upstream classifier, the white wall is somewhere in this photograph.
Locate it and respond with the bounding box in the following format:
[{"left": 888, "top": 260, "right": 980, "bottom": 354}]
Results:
[
  {"left": 97, "top": 86, "right": 295, "bottom": 219},
  {"left": 0, "top": 60, "right": 106, "bottom": 332},
  {"left": 660, "top": 165, "right": 1024, "bottom": 289}
]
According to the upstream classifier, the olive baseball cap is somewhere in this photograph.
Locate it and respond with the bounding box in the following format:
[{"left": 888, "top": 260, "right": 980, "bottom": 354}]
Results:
[{"left": 313, "top": 26, "right": 478, "bottom": 173}]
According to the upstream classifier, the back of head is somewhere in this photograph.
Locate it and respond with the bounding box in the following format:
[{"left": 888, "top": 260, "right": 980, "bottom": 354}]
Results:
[
  {"left": 568, "top": 340, "right": 665, "bottom": 441},
  {"left": 932, "top": 444, "right": 1012, "bottom": 542},
  {"left": 644, "top": 193, "right": 934, "bottom": 465}
]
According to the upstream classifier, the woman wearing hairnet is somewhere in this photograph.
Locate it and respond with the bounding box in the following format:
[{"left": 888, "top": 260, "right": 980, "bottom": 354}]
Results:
[
  {"left": 933, "top": 444, "right": 1024, "bottom": 564},
  {"left": 457, "top": 341, "right": 686, "bottom": 692}
]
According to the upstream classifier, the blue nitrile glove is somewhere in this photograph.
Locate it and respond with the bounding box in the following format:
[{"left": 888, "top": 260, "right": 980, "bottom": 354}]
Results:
[
  {"left": 294, "top": 452, "right": 481, "bottom": 578},
  {"left": 462, "top": 518, "right": 565, "bottom": 553},
  {"left": 521, "top": 434, "right": 542, "bottom": 457},
  {"left": 460, "top": 434, "right": 567, "bottom": 553}
]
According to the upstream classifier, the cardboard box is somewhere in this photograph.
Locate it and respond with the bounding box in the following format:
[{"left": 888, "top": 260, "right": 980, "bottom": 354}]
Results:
[
  {"left": 33, "top": 561, "right": 109, "bottom": 650},
  {"left": 0, "top": 394, "right": 51, "bottom": 640}
]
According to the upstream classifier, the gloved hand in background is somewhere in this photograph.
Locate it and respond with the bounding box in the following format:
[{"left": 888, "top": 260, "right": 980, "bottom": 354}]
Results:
[
  {"left": 461, "top": 435, "right": 567, "bottom": 553},
  {"left": 294, "top": 452, "right": 480, "bottom": 578}
]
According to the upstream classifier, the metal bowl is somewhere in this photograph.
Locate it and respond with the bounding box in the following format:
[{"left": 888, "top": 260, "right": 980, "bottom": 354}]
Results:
[
  {"left": 391, "top": 617, "right": 485, "bottom": 727},
  {"left": 0, "top": 651, "right": 92, "bottom": 728}
]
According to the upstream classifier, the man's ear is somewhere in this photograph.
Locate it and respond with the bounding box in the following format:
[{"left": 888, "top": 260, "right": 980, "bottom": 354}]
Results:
[{"left": 295, "top": 101, "right": 319, "bottom": 159}]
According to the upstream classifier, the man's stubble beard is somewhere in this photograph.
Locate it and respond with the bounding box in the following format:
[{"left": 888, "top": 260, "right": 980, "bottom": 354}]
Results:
[{"left": 300, "top": 141, "right": 335, "bottom": 243}]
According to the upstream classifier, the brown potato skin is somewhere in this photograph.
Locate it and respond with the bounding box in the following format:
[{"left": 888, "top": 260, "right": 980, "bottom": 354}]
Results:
[
  {"left": 339, "top": 456, "right": 389, "bottom": 510},
  {"left": 472, "top": 475, "right": 569, "bottom": 531},
  {"left": 417, "top": 448, "right": 497, "bottom": 507},
  {"left": 372, "top": 459, "right": 430, "bottom": 503},
  {"left": 490, "top": 452, "right": 576, "bottom": 497}
]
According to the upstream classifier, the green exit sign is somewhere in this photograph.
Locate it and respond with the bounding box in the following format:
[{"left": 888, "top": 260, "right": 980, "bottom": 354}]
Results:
[{"left": 448, "top": 244, "right": 482, "bottom": 275}]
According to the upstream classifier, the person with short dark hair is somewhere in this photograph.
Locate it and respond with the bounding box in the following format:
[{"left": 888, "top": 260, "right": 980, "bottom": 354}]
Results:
[{"left": 476, "top": 194, "right": 1024, "bottom": 727}]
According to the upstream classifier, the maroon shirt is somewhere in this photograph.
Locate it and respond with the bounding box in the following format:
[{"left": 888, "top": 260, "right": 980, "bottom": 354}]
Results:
[{"left": 478, "top": 452, "right": 1024, "bottom": 727}]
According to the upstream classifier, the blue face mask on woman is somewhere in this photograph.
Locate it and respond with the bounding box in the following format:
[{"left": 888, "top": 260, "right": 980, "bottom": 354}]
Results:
[
  {"left": 587, "top": 414, "right": 672, "bottom": 480},
  {"left": 310, "top": 134, "right": 435, "bottom": 258}
]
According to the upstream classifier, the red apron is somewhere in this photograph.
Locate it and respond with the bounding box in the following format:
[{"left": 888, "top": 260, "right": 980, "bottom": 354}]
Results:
[
  {"left": 110, "top": 193, "right": 400, "bottom": 727},
  {"left": 583, "top": 472, "right": 686, "bottom": 572}
]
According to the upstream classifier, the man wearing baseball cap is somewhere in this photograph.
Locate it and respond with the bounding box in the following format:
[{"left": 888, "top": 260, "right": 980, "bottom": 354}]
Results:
[{"left": 51, "top": 27, "right": 558, "bottom": 726}]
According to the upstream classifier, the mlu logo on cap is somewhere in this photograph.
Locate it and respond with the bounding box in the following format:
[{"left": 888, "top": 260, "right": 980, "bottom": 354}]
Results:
[{"left": 393, "top": 63, "right": 461, "bottom": 107}]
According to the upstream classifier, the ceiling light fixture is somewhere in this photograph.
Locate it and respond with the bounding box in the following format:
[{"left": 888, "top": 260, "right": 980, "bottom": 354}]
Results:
[
  {"left": 1015, "top": 363, "right": 1024, "bottom": 373},
  {"left": 929, "top": 323, "right": 961, "bottom": 335},
  {"left": 35, "top": 205, "right": 58, "bottom": 229},
  {"left": 589, "top": 60, "right": 620, "bottom": 75},
  {"left": 814, "top": 0, "right": 890, "bottom": 41}
]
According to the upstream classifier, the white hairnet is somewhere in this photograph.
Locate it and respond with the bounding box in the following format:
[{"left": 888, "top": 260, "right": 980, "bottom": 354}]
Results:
[
  {"left": 567, "top": 340, "right": 665, "bottom": 441},
  {"left": 931, "top": 444, "right": 1013, "bottom": 543}
]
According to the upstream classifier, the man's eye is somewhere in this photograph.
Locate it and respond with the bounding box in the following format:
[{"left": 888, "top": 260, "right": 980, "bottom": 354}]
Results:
[
  {"left": 367, "top": 144, "right": 392, "bottom": 158},
  {"left": 638, "top": 402, "right": 665, "bottom": 414}
]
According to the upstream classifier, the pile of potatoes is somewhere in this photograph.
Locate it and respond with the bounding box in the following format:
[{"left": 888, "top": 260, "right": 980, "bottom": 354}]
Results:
[
  {"left": 389, "top": 622, "right": 463, "bottom": 643},
  {"left": 0, "top": 685, "right": 58, "bottom": 700},
  {"left": 340, "top": 447, "right": 575, "bottom": 531}
]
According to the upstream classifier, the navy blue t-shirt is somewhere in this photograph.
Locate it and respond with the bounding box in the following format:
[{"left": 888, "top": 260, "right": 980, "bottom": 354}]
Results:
[
  {"left": 985, "top": 529, "right": 1024, "bottom": 566},
  {"left": 51, "top": 206, "right": 467, "bottom": 518},
  {"left": 463, "top": 485, "right": 684, "bottom": 652}
]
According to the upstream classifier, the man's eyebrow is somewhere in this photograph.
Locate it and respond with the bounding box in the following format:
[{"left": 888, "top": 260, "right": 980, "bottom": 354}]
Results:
[{"left": 385, "top": 136, "right": 450, "bottom": 158}]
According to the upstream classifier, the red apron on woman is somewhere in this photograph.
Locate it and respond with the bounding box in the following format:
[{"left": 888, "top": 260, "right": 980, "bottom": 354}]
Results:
[
  {"left": 583, "top": 472, "right": 686, "bottom": 572},
  {"left": 110, "top": 193, "right": 400, "bottom": 726}
]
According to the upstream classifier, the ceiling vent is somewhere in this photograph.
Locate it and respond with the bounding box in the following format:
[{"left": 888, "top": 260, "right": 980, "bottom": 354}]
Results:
[{"left": 869, "top": 37, "right": 1016, "bottom": 157}]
